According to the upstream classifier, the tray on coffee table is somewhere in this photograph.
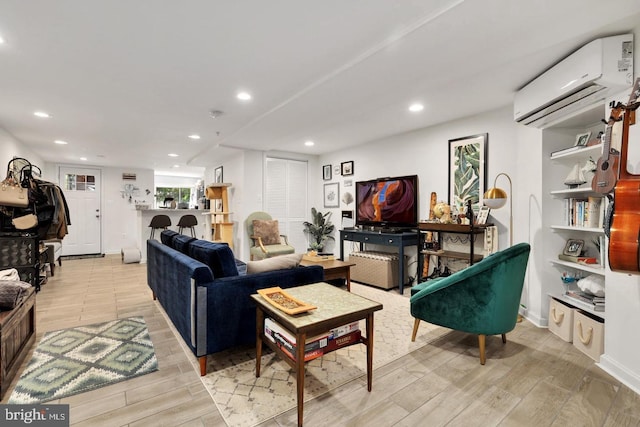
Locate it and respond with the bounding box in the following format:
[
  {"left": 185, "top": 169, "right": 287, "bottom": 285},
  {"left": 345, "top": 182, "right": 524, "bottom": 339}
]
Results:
[{"left": 257, "top": 287, "right": 317, "bottom": 315}]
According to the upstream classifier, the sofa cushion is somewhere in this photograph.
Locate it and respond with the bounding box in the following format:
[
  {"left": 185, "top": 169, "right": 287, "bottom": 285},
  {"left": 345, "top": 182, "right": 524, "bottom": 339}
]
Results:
[
  {"left": 246, "top": 253, "right": 302, "bottom": 274},
  {"left": 252, "top": 219, "right": 281, "bottom": 245},
  {"left": 188, "top": 240, "right": 239, "bottom": 278},
  {"left": 160, "top": 230, "right": 180, "bottom": 248},
  {"left": 236, "top": 259, "right": 248, "bottom": 276},
  {"left": 173, "top": 234, "right": 196, "bottom": 254}
]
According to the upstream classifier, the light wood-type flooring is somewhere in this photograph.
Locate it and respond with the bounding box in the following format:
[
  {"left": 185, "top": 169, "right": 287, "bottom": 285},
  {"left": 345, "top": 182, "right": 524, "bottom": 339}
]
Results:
[{"left": 2, "top": 255, "right": 639, "bottom": 426}]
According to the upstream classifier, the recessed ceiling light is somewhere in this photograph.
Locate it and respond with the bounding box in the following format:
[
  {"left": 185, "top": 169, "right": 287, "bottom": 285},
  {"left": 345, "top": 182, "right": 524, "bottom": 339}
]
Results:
[
  {"left": 34, "top": 111, "right": 51, "bottom": 118},
  {"left": 168, "top": 153, "right": 179, "bottom": 157},
  {"left": 237, "top": 91, "right": 252, "bottom": 101},
  {"left": 408, "top": 103, "right": 424, "bottom": 112},
  {"left": 54, "top": 140, "right": 68, "bottom": 145},
  {"left": 0, "top": 35, "right": 5, "bottom": 44},
  {"left": 304, "top": 140, "right": 314, "bottom": 147},
  {"left": 173, "top": 164, "right": 180, "bottom": 168},
  {"left": 80, "top": 157, "right": 87, "bottom": 161},
  {"left": 188, "top": 134, "right": 201, "bottom": 140}
]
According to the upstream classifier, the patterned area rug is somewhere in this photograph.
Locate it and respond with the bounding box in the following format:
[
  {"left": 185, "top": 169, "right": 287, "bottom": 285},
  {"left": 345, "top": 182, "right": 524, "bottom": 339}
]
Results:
[
  {"left": 168, "top": 283, "right": 447, "bottom": 427},
  {"left": 9, "top": 316, "right": 158, "bottom": 404}
]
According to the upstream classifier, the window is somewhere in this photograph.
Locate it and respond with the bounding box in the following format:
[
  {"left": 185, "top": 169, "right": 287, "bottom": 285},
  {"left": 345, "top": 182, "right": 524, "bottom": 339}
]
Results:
[
  {"left": 64, "top": 174, "right": 96, "bottom": 191},
  {"left": 155, "top": 187, "right": 191, "bottom": 207}
]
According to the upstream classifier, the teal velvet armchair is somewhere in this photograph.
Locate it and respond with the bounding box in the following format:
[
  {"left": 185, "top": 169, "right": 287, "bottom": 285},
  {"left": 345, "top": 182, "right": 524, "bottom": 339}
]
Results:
[{"left": 410, "top": 242, "right": 531, "bottom": 364}]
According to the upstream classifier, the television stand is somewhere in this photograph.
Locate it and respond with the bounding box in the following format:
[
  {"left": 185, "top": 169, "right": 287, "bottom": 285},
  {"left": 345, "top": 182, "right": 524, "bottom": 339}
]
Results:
[{"left": 339, "top": 229, "right": 418, "bottom": 294}]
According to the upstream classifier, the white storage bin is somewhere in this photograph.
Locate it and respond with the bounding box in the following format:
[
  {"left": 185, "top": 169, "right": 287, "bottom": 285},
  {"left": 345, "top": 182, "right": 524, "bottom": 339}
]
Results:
[
  {"left": 573, "top": 310, "right": 605, "bottom": 362},
  {"left": 548, "top": 297, "right": 574, "bottom": 342}
]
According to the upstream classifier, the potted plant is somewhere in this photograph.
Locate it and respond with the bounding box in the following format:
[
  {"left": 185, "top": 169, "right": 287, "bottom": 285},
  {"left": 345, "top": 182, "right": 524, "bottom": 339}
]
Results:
[{"left": 303, "top": 207, "right": 335, "bottom": 252}]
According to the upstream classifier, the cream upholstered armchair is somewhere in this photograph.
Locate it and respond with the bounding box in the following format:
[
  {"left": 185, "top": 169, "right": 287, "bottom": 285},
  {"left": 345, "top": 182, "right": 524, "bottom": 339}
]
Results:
[{"left": 245, "top": 212, "right": 295, "bottom": 260}]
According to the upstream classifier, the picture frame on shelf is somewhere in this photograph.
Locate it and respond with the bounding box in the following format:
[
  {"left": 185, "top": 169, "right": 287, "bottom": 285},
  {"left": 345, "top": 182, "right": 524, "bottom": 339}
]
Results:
[
  {"left": 341, "top": 161, "right": 354, "bottom": 176},
  {"left": 563, "top": 239, "right": 584, "bottom": 256},
  {"left": 214, "top": 166, "right": 223, "bottom": 183},
  {"left": 476, "top": 206, "right": 490, "bottom": 225},
  {"left": 322, "top": 164, "right": 332, "bottom": 181},
  {"left": 448, "top": 133, "right": 487, "bottom": 214},
  {"left": 323, "top": 183, "right": 340, "bottom": 208},
  {"left": 574, "top": 131, "right": 591, "bottom": 147}
]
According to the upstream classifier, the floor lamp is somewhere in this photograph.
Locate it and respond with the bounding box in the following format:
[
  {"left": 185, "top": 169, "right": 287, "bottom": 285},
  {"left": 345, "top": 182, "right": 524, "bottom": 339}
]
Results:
[{"left": 483, "top": 173, "right": 513, "bottom": 247}]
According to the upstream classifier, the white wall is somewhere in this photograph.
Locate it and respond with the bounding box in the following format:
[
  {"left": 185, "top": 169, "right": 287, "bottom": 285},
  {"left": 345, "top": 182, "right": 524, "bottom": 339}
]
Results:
[
  {"left": 318, "top": 106, "right": 519, "bottom": 272},
  {"left": 204, "top": 149, "right": 319, "bottom": 261},
  {"left": 94, "top": 166, "right": 155, "bottom": 254},
  {"left": 0, "top": 126, "right": 44, "bottom": 176}
]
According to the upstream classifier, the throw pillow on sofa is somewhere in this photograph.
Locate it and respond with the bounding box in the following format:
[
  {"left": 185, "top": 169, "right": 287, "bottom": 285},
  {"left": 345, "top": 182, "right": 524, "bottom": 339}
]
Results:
[
  {"left": 189, "top": 240, "right": 239, "bottom": 278},
  {"left": 252, "top": 220, "right": 281, "bottom": 245},
  {"left": 246, "top": 253, "right": 303, "bottom": 274}
]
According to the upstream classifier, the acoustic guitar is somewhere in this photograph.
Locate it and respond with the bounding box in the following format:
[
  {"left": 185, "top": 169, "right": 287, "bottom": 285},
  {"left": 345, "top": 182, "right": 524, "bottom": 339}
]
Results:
[
  {"left": 609, "top": 77, "right": 640, "bottom": 273},
  {"left": 591, "top": 102, "right": 624, "bottom": 193}
]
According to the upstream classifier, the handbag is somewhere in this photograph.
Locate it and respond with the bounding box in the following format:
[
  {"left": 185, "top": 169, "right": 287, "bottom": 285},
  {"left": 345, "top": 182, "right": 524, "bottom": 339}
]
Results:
[
  {"left": 0, "top": 173, "right": 29, "bottom": 208},
  {"left": 12, "top": 213, "right": 38, "bottom": 230}
]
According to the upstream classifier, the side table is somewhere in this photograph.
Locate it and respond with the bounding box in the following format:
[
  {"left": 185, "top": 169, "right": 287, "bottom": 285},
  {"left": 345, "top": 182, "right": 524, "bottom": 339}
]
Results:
[
  {"left": 299, "top": 259, "right": 356, "bottom": 291},
  {"left": 252, "top": 282, "right": 382, "bottom": 426}
]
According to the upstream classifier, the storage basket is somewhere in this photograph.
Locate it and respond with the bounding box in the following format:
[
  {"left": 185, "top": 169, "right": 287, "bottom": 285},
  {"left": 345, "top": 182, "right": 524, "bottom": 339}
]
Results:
[
  {"left": 573, "top": 310, "right": 604, "bottom": 362},
  {"left": 548, "top": 297, "right": 574, "bottom": 342},
  {"left": 349, "top": 251, "right": 408, "bottom": 289}
]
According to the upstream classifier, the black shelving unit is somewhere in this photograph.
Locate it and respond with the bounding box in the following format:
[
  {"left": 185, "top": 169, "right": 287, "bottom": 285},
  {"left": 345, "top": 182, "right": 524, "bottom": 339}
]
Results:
[{"left": 0, "top": 232, "right": 40, "bottom": 291}]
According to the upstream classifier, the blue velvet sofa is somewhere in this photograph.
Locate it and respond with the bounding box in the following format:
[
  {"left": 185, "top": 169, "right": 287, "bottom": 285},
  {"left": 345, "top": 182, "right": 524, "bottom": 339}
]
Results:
[{"left": 147, "top": 230, "right": 324, "bottom": 375}]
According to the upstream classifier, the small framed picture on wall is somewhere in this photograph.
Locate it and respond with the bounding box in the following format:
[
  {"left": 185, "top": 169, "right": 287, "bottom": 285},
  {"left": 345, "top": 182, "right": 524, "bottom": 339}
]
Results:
[
  {"left": 323, "top": 164, "right": 332, "bottom": 181},
  {"left": 323, "top": 183, "right": 340, "bottom": 208},
  {"left": 341, "top": 161, "right": 354, "bottom": 176}
]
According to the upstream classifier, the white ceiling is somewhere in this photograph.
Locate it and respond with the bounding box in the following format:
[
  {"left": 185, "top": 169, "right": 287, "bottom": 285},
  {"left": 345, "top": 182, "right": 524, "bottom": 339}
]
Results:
[{"left": 1, "top": 0, "right": 640, "bottom": 177}]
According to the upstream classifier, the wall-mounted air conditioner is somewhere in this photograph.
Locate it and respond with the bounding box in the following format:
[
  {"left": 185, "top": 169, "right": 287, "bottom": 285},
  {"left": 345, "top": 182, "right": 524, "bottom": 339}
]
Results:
[{"left": 514, "top": 34, "right": 634, "bottom": 128}]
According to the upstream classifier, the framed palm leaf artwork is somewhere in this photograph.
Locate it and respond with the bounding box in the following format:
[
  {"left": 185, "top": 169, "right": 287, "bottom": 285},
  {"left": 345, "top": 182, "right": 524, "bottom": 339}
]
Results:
[{"left": 448, "top": 133, "right": 487, "bottom": 214}]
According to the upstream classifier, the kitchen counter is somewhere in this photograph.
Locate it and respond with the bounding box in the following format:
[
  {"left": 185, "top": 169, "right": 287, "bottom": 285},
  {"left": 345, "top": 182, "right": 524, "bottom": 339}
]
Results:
[{"left": 136, "top": 209, "right": 204, "bottom": 262}]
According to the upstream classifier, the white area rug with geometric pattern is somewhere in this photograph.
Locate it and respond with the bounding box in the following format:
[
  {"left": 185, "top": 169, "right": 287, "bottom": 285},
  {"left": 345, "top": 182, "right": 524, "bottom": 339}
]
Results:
[
  {"left": 9, "top": 316, "right": 158, "bottom": 404},
  {"left": 171, "top": 283, "right": 446, "bottom": 427}
]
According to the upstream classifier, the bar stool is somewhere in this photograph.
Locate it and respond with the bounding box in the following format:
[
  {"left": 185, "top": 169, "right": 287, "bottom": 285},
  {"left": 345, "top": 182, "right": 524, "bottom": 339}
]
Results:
[
  {"left": 177, "top": 214, "right": 198, "bottom": 237},
  {"left": 149, "top": 215, "right": 171, "bottom": 239}
]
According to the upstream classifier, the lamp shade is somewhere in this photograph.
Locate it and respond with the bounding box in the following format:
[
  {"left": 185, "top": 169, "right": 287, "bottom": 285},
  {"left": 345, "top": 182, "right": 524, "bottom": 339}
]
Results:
[{"left": 483, "top": 187, "right": 507, "bottom": 209}]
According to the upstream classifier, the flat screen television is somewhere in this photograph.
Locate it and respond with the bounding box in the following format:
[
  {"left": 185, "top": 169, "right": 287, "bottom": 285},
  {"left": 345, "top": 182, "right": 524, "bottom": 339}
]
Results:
[{"left": 355, "top": 174, "right": 418, "bottom": 230}]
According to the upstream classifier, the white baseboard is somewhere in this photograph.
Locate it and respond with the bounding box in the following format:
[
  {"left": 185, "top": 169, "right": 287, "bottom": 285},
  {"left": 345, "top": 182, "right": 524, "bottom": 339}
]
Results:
[
  {"left": 598, "top": 354, "right": 640, "bottom": 395},
  {"left": 521, "top": 312, "right": 546, "bottom": 328}
]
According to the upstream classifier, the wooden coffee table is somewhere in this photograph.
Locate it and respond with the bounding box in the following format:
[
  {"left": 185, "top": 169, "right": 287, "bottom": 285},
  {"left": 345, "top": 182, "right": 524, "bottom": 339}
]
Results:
[
  {"left": 252, "top": 282, "right": 382, "bottom": 427},
  {"left": 299, "top": 259, "right": 356, "bottom": 291}
]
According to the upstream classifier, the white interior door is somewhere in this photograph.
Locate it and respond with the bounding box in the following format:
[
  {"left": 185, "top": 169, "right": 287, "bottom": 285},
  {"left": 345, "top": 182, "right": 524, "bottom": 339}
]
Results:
[{"left": 59, "top": 167, "right": 102, "bottom": 255}]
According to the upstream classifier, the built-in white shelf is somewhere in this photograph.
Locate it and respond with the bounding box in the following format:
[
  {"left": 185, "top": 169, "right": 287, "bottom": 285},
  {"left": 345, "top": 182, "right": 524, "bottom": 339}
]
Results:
[{"left": 549, "top": 259, "right": 605, "bottom": 276}]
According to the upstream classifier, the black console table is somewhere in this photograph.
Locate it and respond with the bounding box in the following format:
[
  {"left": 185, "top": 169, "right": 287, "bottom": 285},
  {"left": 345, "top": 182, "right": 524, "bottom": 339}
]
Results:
[{"left": 339, "top": 229, "right": 418, "bottom": 294}]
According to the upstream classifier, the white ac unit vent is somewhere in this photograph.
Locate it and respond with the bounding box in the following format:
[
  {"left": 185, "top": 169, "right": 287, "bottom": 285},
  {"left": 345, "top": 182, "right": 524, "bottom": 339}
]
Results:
[{"left": 514, "top": 34, "right": 633, "bottom": 128}]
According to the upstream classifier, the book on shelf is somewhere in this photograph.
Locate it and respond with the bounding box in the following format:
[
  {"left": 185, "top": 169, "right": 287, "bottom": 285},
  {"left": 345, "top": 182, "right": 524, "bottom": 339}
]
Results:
[
  {"left": 272, "top": 330, "right": 363, "bottom": 362},
  {"left": 557, "top": 254, "right": 598, "bottom": 264},
  {"left": 562, "top": 196, "right": 605, "bottom": 228},
  {"left": 564, "top": 290, "right": 605, "bottom": 311},
  {"left": 264, "top": 318, "right": 361, "bottom": 360}
]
